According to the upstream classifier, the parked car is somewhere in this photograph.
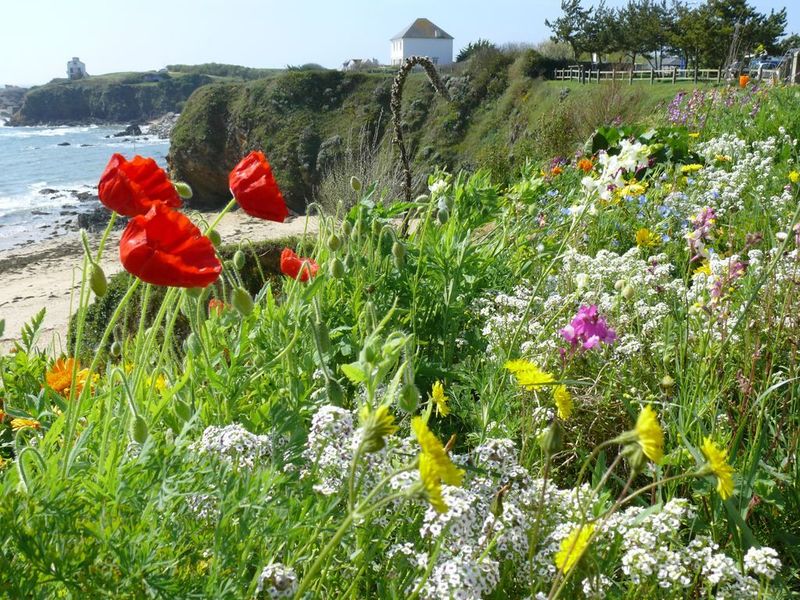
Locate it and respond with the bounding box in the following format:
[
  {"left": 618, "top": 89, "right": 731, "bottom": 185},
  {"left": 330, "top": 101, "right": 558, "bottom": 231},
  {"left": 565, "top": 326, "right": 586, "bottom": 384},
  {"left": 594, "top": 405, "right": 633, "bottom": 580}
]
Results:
[{"left": 748, "top": 57, "right": 782, "bottom": 75}]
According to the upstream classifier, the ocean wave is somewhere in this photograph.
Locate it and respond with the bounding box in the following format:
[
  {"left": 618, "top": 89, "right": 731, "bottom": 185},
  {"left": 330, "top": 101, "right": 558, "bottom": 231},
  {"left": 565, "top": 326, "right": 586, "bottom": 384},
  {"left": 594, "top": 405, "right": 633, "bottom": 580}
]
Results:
[
  {"left": 0, "top": 181, "right": 97, "bottom": 221},
  {"left": 0, "top": 125, "right": 98, "bottom": 139}
]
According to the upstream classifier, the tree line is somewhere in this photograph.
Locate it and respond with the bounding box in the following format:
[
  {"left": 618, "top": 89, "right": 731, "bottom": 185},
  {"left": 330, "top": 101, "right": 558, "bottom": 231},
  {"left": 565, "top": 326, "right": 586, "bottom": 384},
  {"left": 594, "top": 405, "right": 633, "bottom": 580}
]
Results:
[{"left": 545, "top": 0, "right": 792, "bottom": 69}]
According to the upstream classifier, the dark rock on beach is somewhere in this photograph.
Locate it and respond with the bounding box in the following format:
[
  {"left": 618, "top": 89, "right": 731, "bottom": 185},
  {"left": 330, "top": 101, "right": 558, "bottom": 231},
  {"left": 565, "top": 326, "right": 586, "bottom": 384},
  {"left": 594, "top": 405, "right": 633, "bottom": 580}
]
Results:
[
  {"left": 113, "top": 124, "right": 142, "bottom": 137},
  {"left": 76, "top": 206, "right": 128, "bottom": 232},
  {"left": 57, "top": 142, "right": 71, "bottom": 146}
]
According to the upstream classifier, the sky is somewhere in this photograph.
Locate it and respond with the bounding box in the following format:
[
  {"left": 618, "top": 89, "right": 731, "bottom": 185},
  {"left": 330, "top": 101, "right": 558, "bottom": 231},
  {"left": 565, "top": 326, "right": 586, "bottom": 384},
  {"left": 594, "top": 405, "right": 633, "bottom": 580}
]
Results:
[{"left": 1, "top": 0, "right": 798, "bottom": 86}]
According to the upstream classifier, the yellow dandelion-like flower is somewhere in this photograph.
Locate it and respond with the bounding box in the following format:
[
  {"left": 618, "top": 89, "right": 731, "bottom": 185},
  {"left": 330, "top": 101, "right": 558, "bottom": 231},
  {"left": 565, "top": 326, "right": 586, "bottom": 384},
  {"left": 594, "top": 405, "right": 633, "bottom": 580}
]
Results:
[
  {"left": 505, "top": 359, "right": 555, "bottom": 391},
  {"left": 635, "top": 228, "right": 660, "bottom": 248},
  {"left": 681, "top": 163, "right": 704, "bottom": 174},
  {"left": 693, "top": 262, "right": 712, "bottom": 277},
  {"left": 701, "top": 437, "right": 735, "bottom": 500},
  {"left": 46, "top": 358, "right": 77, "bottom": 396},
  {"left": 635, "top": 405, "right": 664, "bottom": 464},
  {"left": 555, "top": 523, "right": 595, "bottom": 574},
  {"left": 553, "top": 385, "right": 573, "bottom": 420},
  {"left": 688, "top": 132, "right": 700, "bottom": 139},
  {"left": 412, "top": 416, "right": 464, "bottom": 512},
  {"left": 789, "top": 170, "right": 800, "bottom": 184},
  {"left": 146, "top": 374, "right": 168, "bottom": 392},
  {"left": 431, "top": 381, "right": 450, "bottom": 417},
  {"left": 11, "top": 418, "right": 41, "bottom": 432},
  {"left": 358, "top": 404, "right": 399, "bottom": 452},
  {"left": 714, "top": 154, "right": 732, "bottom": 163}
]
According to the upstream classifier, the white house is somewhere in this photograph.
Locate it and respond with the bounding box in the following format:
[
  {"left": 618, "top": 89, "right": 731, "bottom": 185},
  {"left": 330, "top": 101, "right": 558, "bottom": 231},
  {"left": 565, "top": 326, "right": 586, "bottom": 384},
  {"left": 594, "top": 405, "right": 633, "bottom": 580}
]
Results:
[
  {"left": 390, "top": 18, "right": 453, "bottom": 66},
  {"left": 67, "top": 57, "right": 87, "bottom": 80}
]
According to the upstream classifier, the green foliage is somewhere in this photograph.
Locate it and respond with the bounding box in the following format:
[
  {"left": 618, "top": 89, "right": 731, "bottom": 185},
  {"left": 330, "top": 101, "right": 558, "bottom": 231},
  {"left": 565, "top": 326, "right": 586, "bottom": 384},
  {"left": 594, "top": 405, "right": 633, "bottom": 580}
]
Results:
[
  {"left": 455, "top": 38, "right": 497, "bottom": 62},
  {"left": 166, "top": 62, "right": 280, "bottom": 79}
]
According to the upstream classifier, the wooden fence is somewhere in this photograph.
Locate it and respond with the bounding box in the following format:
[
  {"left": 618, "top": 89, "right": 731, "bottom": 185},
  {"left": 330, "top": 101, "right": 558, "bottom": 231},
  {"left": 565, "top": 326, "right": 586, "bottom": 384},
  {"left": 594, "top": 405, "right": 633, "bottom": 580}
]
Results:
[{"left": 554, "top": 66, "right": 721, "bottom": 84}]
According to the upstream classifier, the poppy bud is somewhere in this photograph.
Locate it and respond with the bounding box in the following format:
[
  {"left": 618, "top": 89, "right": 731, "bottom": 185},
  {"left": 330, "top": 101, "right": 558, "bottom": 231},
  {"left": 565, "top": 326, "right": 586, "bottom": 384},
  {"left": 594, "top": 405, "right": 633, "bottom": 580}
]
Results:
[
  {"left": 330, "top": 257, "right": 345, "bottom": 279},
  {"left": 344, "top": 253, "right": 355, "bottom": 270},
  {"left": 131, "top": 415, "right": 148, "bottom": 444},
  {"left": 233, "top": 250, "right": 246, "bottom": 270},
  {"left": 398, "top": 383, "right": 420, "bottom": 413},
  {"left": 350, "top": 176, "right": 362, "bottom": 192},
  {"left": 614, "top": 279, "right": 625, "bottom": 291},
  {"left": 174, "top": 181, "right": 194, "bottom": 200},
  {"left": 208, "top": 229, "right": 222, "bottom": 247},
  {"left": 393, "top": 253, "right": 405, "bottom": 270},
  {"left": 110, "top": 340, "right": 122, "bottom": 358},
  {"left": 314, "top": 319, "right": 331, "bottom": 354},
  {"left": 342, "top": 220, "right": 353, "bottom": 237},
  {"left": 90, "top": 263, "right": 108, "bottom": 297},
  {"left": 622, "top": 284, "right": 634, "bottom": 300},
  {"left": 232, "top": 287, "right": 254, "bottom": 316},
  {"left": 187, "top": 333, "right": 202, "bottom": 355},
  {"left": 326, "top": 378, "right": 346, "bottom": 405},
  {"left": 327, "top": 233, "right": 342, "bottom": 252},
  {"left": 391, "top": 241, "right": 406, "bottom": 261},
  {"left": 539, "top": 420, "right": 564, "bottom": 457},
  {"left": 371, "top": 219, "right": 382, "bottom": 238},
  {"left": 436, "top": 207, "right": 449, "bottom": 225}
]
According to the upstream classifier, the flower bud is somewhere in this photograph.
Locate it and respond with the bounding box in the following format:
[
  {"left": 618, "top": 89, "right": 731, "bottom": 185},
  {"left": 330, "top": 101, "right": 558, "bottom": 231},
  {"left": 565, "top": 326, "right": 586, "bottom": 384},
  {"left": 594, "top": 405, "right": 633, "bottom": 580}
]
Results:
[
  {"left": 359, "top": 404, "right": 398, "bottom": 453},
  {"left": 110, "top": 340, "right": 122, "bottom": 358},
  {"left": 327, "top": 233, "right": 342, "bottom": 252},
  {"left": 436, "top": 207, "right": 449, "bottom": 225},
  {"left": 207, "top": 229, "right": 222, "bottom": 247},
  {"left": 330, "top": 257, "right": 345, "bottom": 279},
  {"left": 392, "top": 241, "right": 406, "bottom": 261},
  {"left": 660, "top": 374, "right": 675, "bottom": 391},
  {"left": 371, "top": 219, "right": 382, "bottom": 238},
  {"left": 350, "top": 175, "right": 362, "bottom": 192},
  {"left": 232, "top": 287, "right": 254, "bottom": 316},
  {"left": 614, "top": 279, "right": 625, "bottom": 291},
  {"left": 314, "top": 318, "right": 331, "bottom": 354},
  {"left": 90, "top": 263, "right": 108, "bottom": 297},
  {"left": 398, "top": 383, "right": 420, "bottom": 413},
  {"left": 344, "top": 253, "right": 355, "bottom": 270},
  {"left": 233, "top": 249, "right": 246, "bottom": 270},
  {"left": 174, "top": 181, "right": 194, "bottom": 199},
  {"left": 622, "top": 442, "right": 648, "bottom": 475},
  {"left": 187, "top": 332, "right": 202, "bottom": 355},
  {"left": 326, "top": 378, "right": 346, "bottom": 405},
  {"left": 622, "top": 284, "right": 635, "bottom": 300},
  {"left": 341, "top": 220, "right": 353, "bottom": 237},
  {"left": 131, "top": 415, "right": 148, "bottom": 444},
  {"left": 539, "top": 420, "right": 564, "bottom": 457}
]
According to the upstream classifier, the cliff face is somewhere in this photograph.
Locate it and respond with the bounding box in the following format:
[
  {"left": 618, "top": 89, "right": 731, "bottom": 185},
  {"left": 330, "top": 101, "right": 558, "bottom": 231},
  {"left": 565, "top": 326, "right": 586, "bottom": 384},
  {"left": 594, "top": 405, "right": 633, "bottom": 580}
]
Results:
[
  {"left": 169, "top": 70, "right": 392, "bottom": 211},
  {"left": 9, "top": 73, "right": 213, "bottom": 125}
]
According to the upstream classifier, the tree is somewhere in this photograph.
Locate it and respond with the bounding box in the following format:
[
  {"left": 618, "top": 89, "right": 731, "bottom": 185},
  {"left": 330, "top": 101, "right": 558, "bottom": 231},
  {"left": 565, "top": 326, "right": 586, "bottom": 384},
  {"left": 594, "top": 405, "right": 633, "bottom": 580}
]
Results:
[
  {"left": 456, "top": 39, "right": 497, "bottom": 63},
  {"left": 616, "top": 0, "right": 673, "bottom": 67},
  {"left": 779, "top": 33, "right": 800, "bottom": 54},
  {"left": 545, "top": 0, "right": 593, "bottom": 60}
]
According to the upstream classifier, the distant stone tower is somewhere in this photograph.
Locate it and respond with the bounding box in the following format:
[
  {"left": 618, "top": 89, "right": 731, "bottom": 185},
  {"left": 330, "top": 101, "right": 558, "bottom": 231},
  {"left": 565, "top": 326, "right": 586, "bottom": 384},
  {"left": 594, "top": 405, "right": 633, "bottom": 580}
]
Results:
[{"left": 67, "top": 57, "right": 87, "bottom": 80}]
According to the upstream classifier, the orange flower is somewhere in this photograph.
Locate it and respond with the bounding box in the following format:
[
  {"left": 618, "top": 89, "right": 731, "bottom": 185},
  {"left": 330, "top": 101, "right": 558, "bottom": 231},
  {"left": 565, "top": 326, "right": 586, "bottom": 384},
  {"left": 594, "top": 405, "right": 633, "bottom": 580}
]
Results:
[
  {"left": 46, "top": 358, "right": 95, "bottom": 397},
  {"left": 577, "top": 157, "right": 594, "bottom": 173},
  {"left": 550, "top": 165, "right": 564, "bottom": 176},
  {"left": 11, "top": 418, "right": 40, "bottom": 431}
]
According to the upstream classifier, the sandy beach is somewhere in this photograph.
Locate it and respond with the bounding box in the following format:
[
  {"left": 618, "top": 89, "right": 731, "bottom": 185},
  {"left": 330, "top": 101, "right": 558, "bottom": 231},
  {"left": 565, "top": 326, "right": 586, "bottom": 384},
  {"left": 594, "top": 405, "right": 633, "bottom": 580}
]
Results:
[{"left": 0, "top": 211, "right": 319, "bottom": 352}]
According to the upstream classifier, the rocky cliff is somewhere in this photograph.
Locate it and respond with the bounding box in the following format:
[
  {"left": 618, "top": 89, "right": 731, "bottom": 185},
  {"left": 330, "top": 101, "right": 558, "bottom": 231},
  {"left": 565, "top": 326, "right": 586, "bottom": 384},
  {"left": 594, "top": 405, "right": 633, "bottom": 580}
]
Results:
[{"left": 9, "top": 73, "right": 213, "bottom": 125}]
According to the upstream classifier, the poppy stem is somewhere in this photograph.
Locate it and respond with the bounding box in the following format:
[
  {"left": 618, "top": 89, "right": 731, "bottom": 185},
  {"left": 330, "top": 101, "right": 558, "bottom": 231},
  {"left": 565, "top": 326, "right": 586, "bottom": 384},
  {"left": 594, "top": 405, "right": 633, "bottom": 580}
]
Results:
[{"left": 204, "top": 198, "right": 237, "bottom": 236}]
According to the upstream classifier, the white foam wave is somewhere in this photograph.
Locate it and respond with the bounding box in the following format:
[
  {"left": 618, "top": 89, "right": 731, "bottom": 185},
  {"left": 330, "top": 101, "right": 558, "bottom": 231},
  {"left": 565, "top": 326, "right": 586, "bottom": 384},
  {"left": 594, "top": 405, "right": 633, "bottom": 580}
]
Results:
[
  {"left": 0, "top": 181, "right": 96, "bottom": 221},
  {"left": 0, "top": 125, "right": 97, "bottom": 139}
]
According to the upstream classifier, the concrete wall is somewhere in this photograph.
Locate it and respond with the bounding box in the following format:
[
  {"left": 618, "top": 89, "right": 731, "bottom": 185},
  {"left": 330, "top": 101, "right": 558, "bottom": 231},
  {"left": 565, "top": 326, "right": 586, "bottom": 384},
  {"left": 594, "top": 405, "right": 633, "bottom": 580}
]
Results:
[{"left": 390, "top": 38, "right": 453, "bottom": 66}]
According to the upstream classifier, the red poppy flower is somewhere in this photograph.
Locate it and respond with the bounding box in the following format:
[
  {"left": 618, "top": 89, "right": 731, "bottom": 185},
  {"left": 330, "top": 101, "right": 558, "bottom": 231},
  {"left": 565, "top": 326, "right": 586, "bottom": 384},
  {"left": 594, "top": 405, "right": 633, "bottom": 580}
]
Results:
[
  {"left": 98, "top": 153, "right": 182, "bottom": 217},
  {"left": 120, "top": 202, "right": 222, "bottom": 288},
  {"left": 229, "top": 151, "right": 289, "bottom": 222},
  {"left": 280, "top": 248, "right": 319, "bottom": 282}
]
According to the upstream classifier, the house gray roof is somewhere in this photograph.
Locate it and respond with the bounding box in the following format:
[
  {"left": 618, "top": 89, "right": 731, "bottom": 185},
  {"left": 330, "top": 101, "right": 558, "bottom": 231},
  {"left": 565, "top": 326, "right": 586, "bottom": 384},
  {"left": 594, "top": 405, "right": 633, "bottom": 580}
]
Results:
[{"left": 391, "top": 18, "right": 453, "bottom": 41}]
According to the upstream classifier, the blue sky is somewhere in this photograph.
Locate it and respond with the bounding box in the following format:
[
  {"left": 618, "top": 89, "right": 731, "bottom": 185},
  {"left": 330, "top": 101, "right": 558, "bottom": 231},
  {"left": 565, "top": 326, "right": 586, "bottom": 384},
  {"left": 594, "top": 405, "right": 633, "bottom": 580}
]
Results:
[{"left": 1, "top": 0, "right": 797, "bottom": 86}]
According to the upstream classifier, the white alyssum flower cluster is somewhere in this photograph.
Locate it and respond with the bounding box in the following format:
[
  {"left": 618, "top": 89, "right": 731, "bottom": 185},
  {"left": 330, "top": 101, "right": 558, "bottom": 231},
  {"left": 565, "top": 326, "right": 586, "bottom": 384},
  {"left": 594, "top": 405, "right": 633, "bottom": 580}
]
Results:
[
  {"left": 744, "top": 546, "right": 782, "bottom": 580},
  {"left": 254, "top": 563, "right": 298, "bottom": 599},
  {"left": 191, "top": 423, "right": 272, "bottom": 470},
  {"left": 476, "top": 246, "right": 686, "bottom": 366}
]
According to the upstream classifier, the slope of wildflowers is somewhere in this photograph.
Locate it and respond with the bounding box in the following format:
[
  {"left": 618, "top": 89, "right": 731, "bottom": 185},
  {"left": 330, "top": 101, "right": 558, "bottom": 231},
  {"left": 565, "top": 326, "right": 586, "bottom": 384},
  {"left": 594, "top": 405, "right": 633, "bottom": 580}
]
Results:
[{"left": 1, "top": 83, "right": 800, "bottom": 599}]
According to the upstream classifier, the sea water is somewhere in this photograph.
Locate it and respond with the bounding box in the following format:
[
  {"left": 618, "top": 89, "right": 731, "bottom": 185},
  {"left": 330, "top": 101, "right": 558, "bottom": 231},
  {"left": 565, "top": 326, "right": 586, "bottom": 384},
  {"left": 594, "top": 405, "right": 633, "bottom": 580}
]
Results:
[{"left": 0, "top": 121, "right": 169, "bottom": 252}]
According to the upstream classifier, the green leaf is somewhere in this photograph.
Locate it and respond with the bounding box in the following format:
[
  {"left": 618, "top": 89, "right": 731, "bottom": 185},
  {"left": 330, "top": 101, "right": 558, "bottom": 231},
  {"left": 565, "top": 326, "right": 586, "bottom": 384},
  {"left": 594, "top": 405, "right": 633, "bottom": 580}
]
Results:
[{"left": 341, "top": 362, "right": 367, "bottom": 384}]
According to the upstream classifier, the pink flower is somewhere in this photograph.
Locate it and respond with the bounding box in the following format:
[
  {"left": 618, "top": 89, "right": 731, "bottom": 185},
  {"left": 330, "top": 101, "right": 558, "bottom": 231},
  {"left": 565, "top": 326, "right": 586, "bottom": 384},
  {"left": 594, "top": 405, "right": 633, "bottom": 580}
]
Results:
[{"left": 560, "top": 305, "right": 616, "bottom": 351}]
